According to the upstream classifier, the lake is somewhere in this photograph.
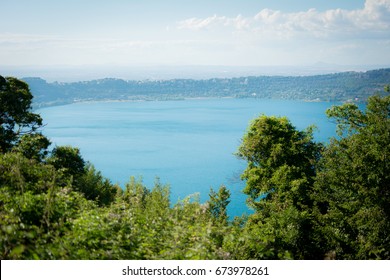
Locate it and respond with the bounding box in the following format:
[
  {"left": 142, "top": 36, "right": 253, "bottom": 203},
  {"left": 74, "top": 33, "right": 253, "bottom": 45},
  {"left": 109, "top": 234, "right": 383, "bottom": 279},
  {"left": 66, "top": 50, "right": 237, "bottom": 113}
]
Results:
[{"left": 38, "top": 98, "right": 338, "bottom": 217}]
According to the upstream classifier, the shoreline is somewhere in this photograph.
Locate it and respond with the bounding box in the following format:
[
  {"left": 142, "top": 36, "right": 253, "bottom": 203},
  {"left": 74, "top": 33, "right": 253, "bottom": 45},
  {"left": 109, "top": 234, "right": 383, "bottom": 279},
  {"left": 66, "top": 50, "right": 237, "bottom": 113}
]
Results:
[{"left": 35, "top": 96, "right": 343, "bottom": 109}]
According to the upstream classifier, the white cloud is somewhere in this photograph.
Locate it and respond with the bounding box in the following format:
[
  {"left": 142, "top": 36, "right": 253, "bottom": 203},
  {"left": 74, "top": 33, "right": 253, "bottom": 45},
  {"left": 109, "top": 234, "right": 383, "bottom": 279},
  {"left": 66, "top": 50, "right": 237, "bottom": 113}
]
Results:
[
  {"left": 177, "top": 15, "right": 228, "bottom": 31},
  {"left": 177, "top": 14, "right": 251, "bottom": 31},
  {"left": 172, "top": 0, "right": 390, "bottom": 66},
  {"left": 2, "top": 0, "right": 389, "bottom": 67},
  {"left": 177, "top": 0, "right": 390, "bottom": 40}
]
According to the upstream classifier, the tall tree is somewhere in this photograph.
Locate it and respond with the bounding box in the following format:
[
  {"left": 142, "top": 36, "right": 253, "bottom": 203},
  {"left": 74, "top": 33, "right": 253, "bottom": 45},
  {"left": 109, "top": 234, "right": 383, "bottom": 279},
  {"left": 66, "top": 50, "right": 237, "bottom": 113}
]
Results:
[
  {"left": 236, "top": 115, "right": 323, "bottom": 259},
  {"left": 315, "top": 93, "right": 390, "bottom": 259},
  {"left": 47, "top": 145, "right": 87, "bottom": 194},
  {"left": 208, "top": 185, "right": 230, "bottom": 225},
  {"left": 0, "top": 76, "right": 43, "bottom": 152}
]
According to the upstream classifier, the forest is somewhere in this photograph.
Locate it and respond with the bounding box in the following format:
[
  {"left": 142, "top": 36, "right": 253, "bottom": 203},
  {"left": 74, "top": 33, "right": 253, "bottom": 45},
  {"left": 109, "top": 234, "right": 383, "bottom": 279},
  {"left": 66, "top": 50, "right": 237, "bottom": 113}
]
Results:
[
  {"left": 23, "top": 68, "right": 390, "bottom": 108},
  {"left": 0, "top": 75, "right": 389, "bottom": 259}
]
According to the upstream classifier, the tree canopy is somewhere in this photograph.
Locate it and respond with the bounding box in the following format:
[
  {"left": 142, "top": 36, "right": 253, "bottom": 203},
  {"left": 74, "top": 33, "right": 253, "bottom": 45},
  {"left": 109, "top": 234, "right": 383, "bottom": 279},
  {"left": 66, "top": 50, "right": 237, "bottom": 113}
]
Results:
[
  {"left": 315, "top": 94, "right": 390, "bottom": 259},
  {"left": 236, "top": 115, "right": 324, "bottom": 259},
  {"left": 0, "top": 76, "right": 43, "bottom": 152}
]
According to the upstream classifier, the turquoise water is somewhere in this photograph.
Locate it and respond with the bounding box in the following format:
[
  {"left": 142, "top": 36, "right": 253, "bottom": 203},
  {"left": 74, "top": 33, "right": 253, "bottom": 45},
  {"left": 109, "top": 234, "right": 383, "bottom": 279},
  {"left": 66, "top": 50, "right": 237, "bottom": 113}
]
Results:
[{"left": 38, "top": 98, "right": 338, "bottom": 217}]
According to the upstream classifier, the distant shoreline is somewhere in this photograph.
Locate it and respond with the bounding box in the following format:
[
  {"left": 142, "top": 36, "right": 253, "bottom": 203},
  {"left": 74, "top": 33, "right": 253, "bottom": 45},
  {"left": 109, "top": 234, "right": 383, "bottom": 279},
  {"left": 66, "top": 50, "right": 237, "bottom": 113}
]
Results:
[
  {"left": 35, "top": 96, "right": 339, "bottom": 109},
  {"left": 35, "top": 96, "right": 244, "bottom": 108},
  {"left": 29, "top": 68, "right": 390, "bottom": 109}
]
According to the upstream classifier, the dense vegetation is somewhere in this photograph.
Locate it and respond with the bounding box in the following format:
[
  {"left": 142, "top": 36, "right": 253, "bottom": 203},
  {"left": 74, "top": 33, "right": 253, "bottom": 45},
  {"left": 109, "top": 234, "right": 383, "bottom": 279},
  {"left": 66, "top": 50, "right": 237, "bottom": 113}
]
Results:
[
  {"left": 1, "top": 76, "right": 389, "bottom": 259},
  {"left": 23, "top": 68, "right": 390, "bottom": 108}
]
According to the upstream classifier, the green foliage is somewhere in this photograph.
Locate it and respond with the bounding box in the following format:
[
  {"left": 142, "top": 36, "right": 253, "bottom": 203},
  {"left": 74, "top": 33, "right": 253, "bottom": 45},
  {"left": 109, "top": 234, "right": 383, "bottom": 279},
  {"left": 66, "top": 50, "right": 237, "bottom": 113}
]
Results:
[
  {"left": 46, "top": 146, "right": 118, "bottom": 204},
  {"left": 0, "top": 76, "right": 43, "bottom": 152},
  {"left": 236, "top": 115, "right": 324, "bottom": 259},
  {"left": 315, "top": 94, "right": 390, "bottom": 259},
  {"left": 77, "top": 163, "right": 119, "bottom": 206},
  {"left": 12, "top": 133, "right": 51, "bottom": 162},
  {"left": 0, "top": 152, "right": 63, "bottom": 194},
  {"left": 0, "top": 152, "right": 94, "bottom": 259},
  {"left": 51, "top": 179, "right": 231, "bottom": 260},
  {"left": 48, "top": 146, "right": 85, "bottom": 177},
  {"left": 237, "top": 116, "right": 322, "bottom": 209},
  {"left": 208, "top": 185, "right": 230, "bottom": 225}
]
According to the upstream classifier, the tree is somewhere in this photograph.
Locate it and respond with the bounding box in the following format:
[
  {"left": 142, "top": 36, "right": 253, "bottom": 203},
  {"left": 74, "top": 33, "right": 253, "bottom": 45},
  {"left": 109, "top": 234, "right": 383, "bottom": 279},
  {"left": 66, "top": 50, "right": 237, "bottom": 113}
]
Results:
[
  {"left": 0, "top": 151, "right": 94, "bottom": 259},
  {"left": 12, "top": 133, "right": 51, "bottom": 162},
  {"left": 236, "top": 115, "right": 324, "bottom": 259},
  {"left": 315, "top": 94, "right": 390, "bottom": 259},
  {"left": 207, "top": 185, "right": 230, "bottom": 225},
  {"left": 48, "top": 146, "right": 85, "bottom": 178},
  {"left": 207, "top": 185, "right": 231, "bottom": 252},
  {"left": 46, "top": 145, "right": 87, "bottom": 197},
  {"left": 237, "top": 116, "right": 322, "bottom": 211},
  {"left": 0, "top": 76, "right": 43, "bottom": 152}
]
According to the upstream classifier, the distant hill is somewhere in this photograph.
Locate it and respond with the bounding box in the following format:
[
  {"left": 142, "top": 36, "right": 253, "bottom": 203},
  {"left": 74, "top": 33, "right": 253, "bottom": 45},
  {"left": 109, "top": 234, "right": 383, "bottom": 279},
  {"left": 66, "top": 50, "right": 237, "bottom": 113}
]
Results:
[{"left": 22, "top": 68, "right": 390, "bottom": 108}]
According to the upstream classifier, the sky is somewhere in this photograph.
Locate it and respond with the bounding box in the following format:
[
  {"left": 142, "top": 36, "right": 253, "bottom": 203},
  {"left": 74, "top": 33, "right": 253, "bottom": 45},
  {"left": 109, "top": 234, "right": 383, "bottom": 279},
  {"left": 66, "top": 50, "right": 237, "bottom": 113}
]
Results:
[{"left": 1, "top": 0, "right": 390, "bottom": 79}]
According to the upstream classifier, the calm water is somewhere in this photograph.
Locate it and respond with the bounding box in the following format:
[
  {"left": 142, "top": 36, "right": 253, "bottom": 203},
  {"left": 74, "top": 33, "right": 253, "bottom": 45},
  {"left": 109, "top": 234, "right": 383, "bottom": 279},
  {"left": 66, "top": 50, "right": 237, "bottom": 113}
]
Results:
[{"left": 38, "top": 98, "right": 338, "bottom": 217}]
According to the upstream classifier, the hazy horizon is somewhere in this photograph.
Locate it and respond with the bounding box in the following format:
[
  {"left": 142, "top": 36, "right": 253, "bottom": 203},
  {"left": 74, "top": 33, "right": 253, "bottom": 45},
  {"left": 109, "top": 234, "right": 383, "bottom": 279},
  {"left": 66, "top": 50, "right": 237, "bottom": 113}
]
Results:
[
  {"left": 3, "top": 63, "right": 390, "bottom": 83},
  {"left": 1, "top": 0, "right": 390, "bottom": 82}
]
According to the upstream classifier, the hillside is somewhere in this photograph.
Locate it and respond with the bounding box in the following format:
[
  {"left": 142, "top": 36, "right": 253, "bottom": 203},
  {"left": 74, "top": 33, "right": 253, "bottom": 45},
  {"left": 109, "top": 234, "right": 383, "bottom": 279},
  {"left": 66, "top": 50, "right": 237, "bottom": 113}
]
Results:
[{"left": 23, "top": 68, "right": 390, "bottom": 107}]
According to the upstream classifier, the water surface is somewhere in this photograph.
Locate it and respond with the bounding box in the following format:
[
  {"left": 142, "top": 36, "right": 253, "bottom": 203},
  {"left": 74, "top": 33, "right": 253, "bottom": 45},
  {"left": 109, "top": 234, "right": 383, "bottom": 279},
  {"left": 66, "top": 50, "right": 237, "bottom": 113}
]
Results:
[{"left": 39, "top": 98, "right": 338, "bottom": 217}]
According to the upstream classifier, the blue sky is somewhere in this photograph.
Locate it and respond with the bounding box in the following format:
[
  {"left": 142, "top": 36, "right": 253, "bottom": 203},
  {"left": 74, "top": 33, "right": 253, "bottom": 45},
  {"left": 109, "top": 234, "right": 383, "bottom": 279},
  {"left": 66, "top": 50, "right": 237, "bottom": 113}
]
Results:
[{"left": 1, "top": 0, "right": 389, "bottom": 70}]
